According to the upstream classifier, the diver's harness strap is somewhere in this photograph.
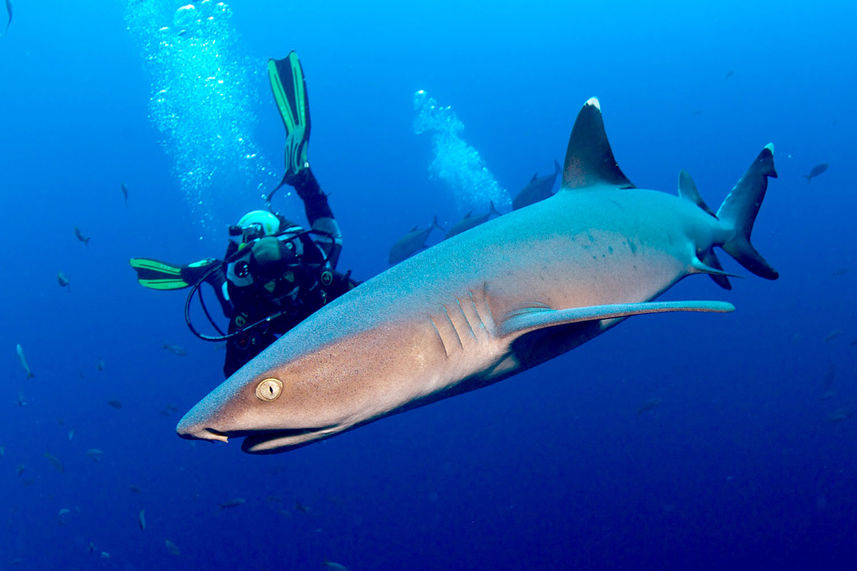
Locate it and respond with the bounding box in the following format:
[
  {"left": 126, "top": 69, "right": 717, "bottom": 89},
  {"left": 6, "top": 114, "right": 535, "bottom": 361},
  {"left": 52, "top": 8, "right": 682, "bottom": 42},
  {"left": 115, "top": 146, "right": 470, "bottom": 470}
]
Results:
[{"left": 184, "top": 228, "right": 337, "bottom": 342}]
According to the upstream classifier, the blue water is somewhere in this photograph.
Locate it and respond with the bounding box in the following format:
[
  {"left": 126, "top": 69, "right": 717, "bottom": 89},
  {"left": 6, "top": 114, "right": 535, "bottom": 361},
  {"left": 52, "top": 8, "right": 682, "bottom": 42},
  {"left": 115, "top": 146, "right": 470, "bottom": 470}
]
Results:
[{"left": 2, "top": 1, "right": 856, "bottom": 568}]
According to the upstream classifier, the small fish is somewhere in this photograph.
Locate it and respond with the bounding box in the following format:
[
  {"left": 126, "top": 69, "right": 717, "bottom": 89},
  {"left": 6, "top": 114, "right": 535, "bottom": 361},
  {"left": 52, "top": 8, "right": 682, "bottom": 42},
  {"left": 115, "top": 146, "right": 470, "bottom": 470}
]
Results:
[
  {"left": 108, "top": 400, "right": 122, "bottom": 409},
  {"left": 129, "top": 485, "right": 142, "bottom": 494},
  {"left": 138, "top": 509, "right": 146, "bottom": 531},
  {"left": 16, "top": 344, "right": 34, "bottom": 378},
  {"left": 724, "top": 70, "right": 735, "bottom": 80},
  {"left": 3, "top": 0, "right": 11, "bottom": 35},
  {"left": 58, "top": 508, "right": 71, "bottom": 517},
  {"left": 74, "top": 226, "right": 91, "bottom": 246},
  {"left": 100, "top": 552, "right": 110, "bottom": 559},
  {"left": 57, "top": 272, "right": 70, "bottom": 288},
  {"left": 44, "top": 452, "right": 64, "bottom": 473},
  {"left": 818, "top": 390, "right": 836, "bottom": 401},
  {"left": 121, "top": 183, "right": 129, "bottom": 205},
  {"left": 68, "top": 429, "right": 75, "bottom": 441},
  {"left": 96, "top": 359, "right": 105, "bottom": 372},
  {"left": 86, "top": 449, "right": 103, "bottom": 462},
  {"left": 162, "top": 344, "right": 187, "bottom": 356},
  {"left": 165, "top": 539, "right": 181, "bottom": 556},
  {"left": 636, "top": 397, "right": 663, "bottom": 415},
  {"left": 0, "top": 445, "right": 4, "bottom": 457},
  {"left": 824, "top": 330, "right": 842, "bottom": 343},
  {"left": 388, "top": 216, "right": 444, "bottom": 265},
  {"left": 803, "top": 163, "right": 828, "bottom": 182},
  {"left": 16, "top": 391, "right": 27, "bottom": 407},
  {"left": 832, "top": 268, "right": 848, "bottom": 276},
  {"left": 295, "top": 499, "right": 310, "bottom": 514},
  {"left": 322, "top": 560, "right": 349, "bottom": 571},
  {"left": 444, "top": 202, "right": 501, "bottom": 239},
  {"left": 218, "top": 497, "right": 246, "bottom": 509},
  {"left": 159, "top": 402, "right": 180, "bottom": 416}
]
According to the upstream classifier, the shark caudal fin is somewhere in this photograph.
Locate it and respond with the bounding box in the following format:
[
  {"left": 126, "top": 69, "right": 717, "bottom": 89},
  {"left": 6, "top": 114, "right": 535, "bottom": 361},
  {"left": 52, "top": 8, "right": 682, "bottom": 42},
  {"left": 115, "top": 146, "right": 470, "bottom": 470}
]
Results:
[{"left": 716, "top": 143, "right": 779, "bottom": 280}]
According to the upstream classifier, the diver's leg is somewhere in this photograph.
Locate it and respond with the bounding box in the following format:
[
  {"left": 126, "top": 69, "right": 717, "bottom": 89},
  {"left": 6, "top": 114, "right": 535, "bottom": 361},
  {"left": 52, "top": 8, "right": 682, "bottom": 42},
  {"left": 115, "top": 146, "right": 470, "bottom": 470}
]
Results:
[
  {"left": 292, "top": 168, "right": 342, "bottom": 267},
  {"left": 268, "top": 51, "right": 342, "bottom": 266}
]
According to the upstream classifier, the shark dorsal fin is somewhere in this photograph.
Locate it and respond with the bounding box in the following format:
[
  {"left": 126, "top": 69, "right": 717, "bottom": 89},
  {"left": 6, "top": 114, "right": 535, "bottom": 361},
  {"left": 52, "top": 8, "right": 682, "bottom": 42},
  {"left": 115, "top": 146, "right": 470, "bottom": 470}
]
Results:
[
  {"left": 561, "top": 98, "right": 634, "bottom": 191},
  {"left": 677, "top": 170, "right": 715, "bottom": 216}
]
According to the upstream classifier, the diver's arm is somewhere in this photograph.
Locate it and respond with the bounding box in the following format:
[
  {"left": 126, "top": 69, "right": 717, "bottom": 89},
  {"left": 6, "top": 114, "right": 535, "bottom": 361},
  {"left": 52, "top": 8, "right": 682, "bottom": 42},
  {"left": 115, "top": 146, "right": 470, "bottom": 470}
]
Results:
[
  {"left": 202, "top": 264, "right": 233, "bottom": 318},
  {"left": 293, "top": 168, "right": 342, "bottom": 268}
]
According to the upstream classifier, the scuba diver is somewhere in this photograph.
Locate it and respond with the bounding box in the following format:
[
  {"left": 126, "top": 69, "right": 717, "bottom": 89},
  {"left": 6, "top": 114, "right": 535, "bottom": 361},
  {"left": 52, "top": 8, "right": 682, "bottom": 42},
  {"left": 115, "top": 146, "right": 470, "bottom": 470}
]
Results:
[{"left": 130, "top": 52, "right": 358, "bottom": 378}]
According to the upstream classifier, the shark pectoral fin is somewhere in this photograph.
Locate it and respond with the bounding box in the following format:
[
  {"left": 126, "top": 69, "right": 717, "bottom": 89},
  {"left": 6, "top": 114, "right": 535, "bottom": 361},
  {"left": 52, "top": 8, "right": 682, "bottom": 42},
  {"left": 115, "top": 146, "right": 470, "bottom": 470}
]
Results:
[{"left": 499, "top": 300, "right": 735, "bottom": 338}]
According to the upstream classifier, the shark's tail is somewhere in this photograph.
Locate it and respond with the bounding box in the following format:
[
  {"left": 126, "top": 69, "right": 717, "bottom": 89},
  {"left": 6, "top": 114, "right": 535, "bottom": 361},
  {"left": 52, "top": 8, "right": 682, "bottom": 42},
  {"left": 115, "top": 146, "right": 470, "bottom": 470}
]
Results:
[{"left": 716, "top": 143, "right": 778, "bottom": 280}]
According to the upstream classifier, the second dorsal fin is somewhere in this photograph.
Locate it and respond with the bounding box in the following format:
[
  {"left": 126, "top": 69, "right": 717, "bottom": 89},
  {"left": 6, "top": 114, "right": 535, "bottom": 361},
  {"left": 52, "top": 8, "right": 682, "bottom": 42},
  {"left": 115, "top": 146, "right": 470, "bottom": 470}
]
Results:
[
  {"left": 561, "top": 98, "right": 634, "bottom": 191},
  {"left": 677, "top": 169, "right": 716, "bottom": 216}
]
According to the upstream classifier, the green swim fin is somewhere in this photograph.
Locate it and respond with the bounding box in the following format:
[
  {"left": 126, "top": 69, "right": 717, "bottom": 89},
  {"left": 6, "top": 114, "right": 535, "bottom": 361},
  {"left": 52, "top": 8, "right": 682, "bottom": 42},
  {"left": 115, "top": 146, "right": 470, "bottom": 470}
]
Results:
[
  {"left": 129, "top": 258, "right": 218, "bottom": 290},
  {"left": 267, "top": 51, "right": 311, "bottom": 187}
]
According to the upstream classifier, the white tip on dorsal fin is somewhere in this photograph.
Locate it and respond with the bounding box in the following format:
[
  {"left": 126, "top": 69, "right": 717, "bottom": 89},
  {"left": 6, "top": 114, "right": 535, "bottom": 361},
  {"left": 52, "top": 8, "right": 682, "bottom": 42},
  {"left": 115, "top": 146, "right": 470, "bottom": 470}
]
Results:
[{"left": 561, "top": 97, "right": 634, "bottom": 191}]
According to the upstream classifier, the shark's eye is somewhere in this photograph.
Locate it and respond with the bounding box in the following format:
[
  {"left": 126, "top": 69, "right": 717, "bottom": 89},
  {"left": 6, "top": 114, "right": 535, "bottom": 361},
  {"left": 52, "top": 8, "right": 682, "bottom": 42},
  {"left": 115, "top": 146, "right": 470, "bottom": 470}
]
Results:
[{"left": 255, "top": 378, "right": 283, "bottom": 401}]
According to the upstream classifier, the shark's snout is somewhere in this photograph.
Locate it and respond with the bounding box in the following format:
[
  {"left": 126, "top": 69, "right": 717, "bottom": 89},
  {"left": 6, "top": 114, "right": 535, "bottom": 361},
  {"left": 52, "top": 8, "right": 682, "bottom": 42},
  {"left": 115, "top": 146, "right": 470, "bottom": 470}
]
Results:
[{"left": 176, "top": 415, "right": 230, "bottom": 443}]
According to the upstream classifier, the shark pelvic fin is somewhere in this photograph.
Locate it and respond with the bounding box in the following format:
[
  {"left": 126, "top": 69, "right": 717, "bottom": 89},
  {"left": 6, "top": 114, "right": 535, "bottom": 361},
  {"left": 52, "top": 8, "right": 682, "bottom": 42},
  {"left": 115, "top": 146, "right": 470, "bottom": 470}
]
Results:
[
  {"left": 561, "top": 97, "right": 635, "bottom": 191},
  {"left": 700, "top": 250, "right": 734, "bottom": 290},
  {"left": 499, "top": 300, "right": 734, "bottom": 338},
  {"left": 678, "top": 169, "right": 715, "bottom": 216},
  {"left": 690, "top": 252, "right": 738, "bottom": 290}
]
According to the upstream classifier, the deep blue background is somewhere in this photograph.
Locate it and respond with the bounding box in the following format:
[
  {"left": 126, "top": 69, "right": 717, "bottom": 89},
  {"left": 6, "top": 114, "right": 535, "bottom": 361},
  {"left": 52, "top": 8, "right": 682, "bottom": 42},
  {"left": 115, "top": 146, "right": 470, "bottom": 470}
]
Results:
[{"left": 2, "top": 1, "right": 856, "bottom": 569}]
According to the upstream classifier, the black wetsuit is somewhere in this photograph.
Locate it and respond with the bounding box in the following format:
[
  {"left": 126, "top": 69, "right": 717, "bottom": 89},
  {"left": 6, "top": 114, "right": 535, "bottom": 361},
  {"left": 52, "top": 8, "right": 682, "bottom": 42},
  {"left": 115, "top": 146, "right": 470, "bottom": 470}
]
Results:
[{"left": 206, "top": 170, "right": 357, "bottom": 377}]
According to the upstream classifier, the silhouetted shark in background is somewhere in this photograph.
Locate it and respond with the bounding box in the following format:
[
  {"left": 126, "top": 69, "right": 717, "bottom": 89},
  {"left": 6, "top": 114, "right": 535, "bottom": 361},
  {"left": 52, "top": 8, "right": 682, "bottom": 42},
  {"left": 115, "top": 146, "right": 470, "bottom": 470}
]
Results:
[
  {"left": 512, "top": 160, "right": 561, "bottom": 210},
  {"left": 388, "top": 216, "right": 444, "bottom": 265},
  {"left": 444, "top": 202, "right": 501, "bottom": 239}
]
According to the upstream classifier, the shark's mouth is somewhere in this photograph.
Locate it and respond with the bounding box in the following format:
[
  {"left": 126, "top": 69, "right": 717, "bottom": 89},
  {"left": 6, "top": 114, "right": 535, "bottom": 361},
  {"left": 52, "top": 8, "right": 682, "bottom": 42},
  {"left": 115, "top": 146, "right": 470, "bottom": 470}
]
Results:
[{"left": 240, "top": 425, "right": 342, "bottom": 454}]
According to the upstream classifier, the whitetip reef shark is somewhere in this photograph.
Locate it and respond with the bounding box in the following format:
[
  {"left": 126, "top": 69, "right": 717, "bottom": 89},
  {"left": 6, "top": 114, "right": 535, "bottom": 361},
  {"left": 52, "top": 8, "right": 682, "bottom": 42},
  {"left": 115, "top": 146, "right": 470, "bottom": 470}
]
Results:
[{"left": 178, "top": 97, "right": 778, "bottom": 454}]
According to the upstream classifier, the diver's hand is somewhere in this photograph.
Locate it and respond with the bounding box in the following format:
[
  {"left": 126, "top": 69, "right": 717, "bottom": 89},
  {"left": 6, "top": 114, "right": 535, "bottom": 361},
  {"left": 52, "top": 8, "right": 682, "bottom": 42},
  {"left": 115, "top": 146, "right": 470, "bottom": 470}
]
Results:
[
  {"left": 250, "top": 237, "right": 282, "bottom": 265},
  {"left": 249, "top": 237, "right": 294, "bottom": 280}
]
